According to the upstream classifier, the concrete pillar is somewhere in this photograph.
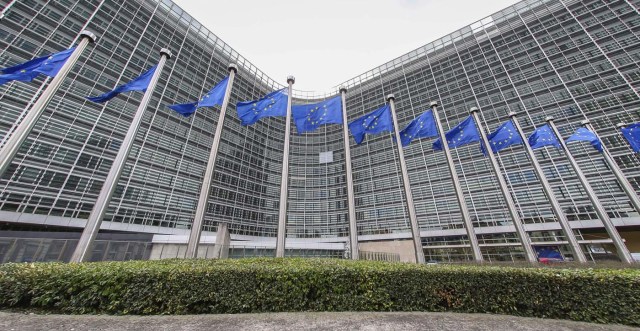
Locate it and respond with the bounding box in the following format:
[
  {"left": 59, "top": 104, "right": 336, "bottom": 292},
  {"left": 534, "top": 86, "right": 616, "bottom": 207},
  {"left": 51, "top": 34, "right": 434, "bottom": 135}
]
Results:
[{"left": 212, "top": 222, "right": 230, "bottom": 259}]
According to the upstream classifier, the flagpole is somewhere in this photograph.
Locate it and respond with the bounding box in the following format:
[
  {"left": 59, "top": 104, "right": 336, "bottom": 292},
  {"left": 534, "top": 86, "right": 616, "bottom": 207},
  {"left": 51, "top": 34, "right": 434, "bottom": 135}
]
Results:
[
  {"left": 595, "top": 121, "right": 640, "bottom": 213},
  {"left": 70, "top": 48, "right": 172, "bottom": 263},
  {"left": 185, "top": 63, "right": 237, "bottom": 259},
  {"left": 509, "top": 113, "right": 587, "bottom": 263},
  {"left": 387, "top": 94, "right": 425, "bottom": 264},
  {"left": 431, "top": 102, "right": 483, "bottom": 262},
  {"left": 275, "top": 76, "right": 295, "bottom": 258},
  {"left": 340, "top": 87, "right": 359, "bottom": 260},
  {"left": 0, "top": 0, "right": 17, "bottom": 20},
  {"left": 546, "top": 117, "right": 633, "bottom": 264},
  {"left": 0, "top": 30, "right": 97, "bottom": 177},
  {"left": 470, "top": 108, "right": 537, "bottom": 263}
]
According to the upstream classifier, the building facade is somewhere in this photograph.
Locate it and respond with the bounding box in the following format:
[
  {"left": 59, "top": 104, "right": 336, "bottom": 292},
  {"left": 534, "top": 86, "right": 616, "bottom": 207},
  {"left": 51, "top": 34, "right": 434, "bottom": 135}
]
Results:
[{"left": 0, "top": 0, "right": 639, "bottom": 262}]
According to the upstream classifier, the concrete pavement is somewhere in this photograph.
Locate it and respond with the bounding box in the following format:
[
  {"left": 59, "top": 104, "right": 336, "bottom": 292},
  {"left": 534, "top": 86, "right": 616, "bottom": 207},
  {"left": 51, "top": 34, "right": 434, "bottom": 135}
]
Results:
[{"left": 0, "top": 311, "right": 636, "bottom": 331}]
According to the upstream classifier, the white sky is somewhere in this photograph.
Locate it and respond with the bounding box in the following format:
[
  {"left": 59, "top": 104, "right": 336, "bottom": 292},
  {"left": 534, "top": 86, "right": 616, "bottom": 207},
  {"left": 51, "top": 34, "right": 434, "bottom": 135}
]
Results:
[{"left": 173, "top": 0, "right": 521, "bottom": 92}]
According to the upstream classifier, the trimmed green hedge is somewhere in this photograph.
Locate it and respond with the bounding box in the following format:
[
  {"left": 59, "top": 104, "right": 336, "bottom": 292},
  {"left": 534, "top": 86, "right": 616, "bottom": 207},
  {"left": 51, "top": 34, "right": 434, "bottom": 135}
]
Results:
[{"left": 1, "top": 258, "right": 639, "bottom": 325}]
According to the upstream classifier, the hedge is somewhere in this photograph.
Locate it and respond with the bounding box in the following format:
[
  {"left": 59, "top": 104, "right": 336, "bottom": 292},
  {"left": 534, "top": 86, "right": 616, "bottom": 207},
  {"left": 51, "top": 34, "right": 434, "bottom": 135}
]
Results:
[{"left": 0, "top": 258, "right": 638, "bottom": 325}]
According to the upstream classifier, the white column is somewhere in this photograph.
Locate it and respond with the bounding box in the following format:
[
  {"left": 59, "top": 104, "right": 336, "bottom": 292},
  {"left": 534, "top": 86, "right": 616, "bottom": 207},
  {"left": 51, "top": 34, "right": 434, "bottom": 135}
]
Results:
[
  {"left": 509, "top": 113, "right": 586, "bottom": 263},
  {"left": 431, "top": 102, "right": 483, "bottom": 262},
  {"left": 387, "top": 94, "right": 425, "bottom": 264},
  {"left": 0, "top": 31, "right": 97, "bottom": 177},
  {"left": 275, "top": 76, "right": 295, "bottom": 258},
  {"left": 546, "top": 117, "right": 633, "bottom": 264},
  {"left": 470, "top": 108, "right": 537, "bottom": 262},
  {"left": 185, "top": 63, "right": 237, "bottom": 258},
  {"left": 70, "top": 48, "right": 172, "bottom": 263},
  {"left": 340, "top": 87, "right": 359, "bottom": 260}
]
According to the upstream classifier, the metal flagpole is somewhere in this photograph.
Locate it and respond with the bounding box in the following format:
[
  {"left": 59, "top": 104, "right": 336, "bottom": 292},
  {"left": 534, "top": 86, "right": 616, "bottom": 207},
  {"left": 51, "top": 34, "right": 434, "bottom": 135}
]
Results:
[
  {"left": 0, "top": 2, "right": 106, "bottom": 149},
  {"left": 0, "top": 30, "right": 97, "bottom": 177},
  {"left": 546, "top": 117, "right": 633, "bottom": 264},
  {"left": 340, "top": 87, "right": 359, "bottom": 260},
  {"left": 275, "top": 76, "right": 295, "bottom": 258},
  {"left": 590, "top": 121, "right": 640, "bottom": 213},
  {"left": 470, "top": 108, "right": 537, "bottom": 263},
  {"left": 387, "top": 94, "right": 425, "bottom": 264},
  {"left": 509, "top": 113, "right": 587, "bottom": 262},
  {"left": 431, "top": 101, "right": 483, "bottom": 262},
  {"left": 185, "top": 63, "right": 238, "bottom": 259},
  {"left": 0, "top": 0, "right": 18, "bottom": 20},
  {"left": 70, "top": 48, "right": 172, "bottom": 263}
]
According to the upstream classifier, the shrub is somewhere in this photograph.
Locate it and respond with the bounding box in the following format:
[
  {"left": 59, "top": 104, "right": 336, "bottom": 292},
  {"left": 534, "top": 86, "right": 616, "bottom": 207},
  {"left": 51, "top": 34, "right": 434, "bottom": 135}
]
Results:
[{"left": 0, "top": 258, "right": 638, "bottom": 325}]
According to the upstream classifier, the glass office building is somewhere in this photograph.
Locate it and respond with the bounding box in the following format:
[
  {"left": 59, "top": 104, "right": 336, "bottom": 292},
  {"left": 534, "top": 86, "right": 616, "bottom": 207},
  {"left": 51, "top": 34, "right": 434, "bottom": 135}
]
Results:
[{"left": 0, "top": 0, "right": 639, "bottom": 262}]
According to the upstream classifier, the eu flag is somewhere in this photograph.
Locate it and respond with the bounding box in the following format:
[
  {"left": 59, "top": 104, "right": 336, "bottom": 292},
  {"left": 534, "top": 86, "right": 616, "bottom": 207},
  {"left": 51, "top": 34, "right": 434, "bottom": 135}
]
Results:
[
  {"left": 481, "top": 120, "right": 523, "bottom": 155},
  {"left": 348, "top": 104, "right": 393, "bottom": 145},
  {"left": 620, "top": 123, "right": 640, "bottom": 153},
  {"left": 534, "top": 246, "right": 564, "bottom": 261},
  {"left": 432, "top": 116, "right": 480, "bottom": 151},
  {"left": 291, "top": 95, "right": 343, "bottom": 134},
  {"left": 168, "top": 76, "right": 229, "bottom": 117},
  {"left": 87, "top": 65, "right": 157, "bottom": 103},
  {"left": 0, "top": 47, "right": 76, "bottom": 86},
  {"left": 399, "top": 109, "right": 437, "bottom": 147},
  {"left": 565, "top": 127, "right": 602, "bottom": 152},
  {"left": 236, "top": 89, "right": 288, "bottom": 126},
  {"left": 528, "top": 124, "right": 560, "bottom": 149}
]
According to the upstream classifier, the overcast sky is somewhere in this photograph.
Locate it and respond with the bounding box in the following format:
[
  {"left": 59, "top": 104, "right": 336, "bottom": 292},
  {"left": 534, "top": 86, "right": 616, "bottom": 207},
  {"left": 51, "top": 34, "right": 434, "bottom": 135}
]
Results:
[{"left": 173, "top": 0, "right": 521, "bottom": 92}]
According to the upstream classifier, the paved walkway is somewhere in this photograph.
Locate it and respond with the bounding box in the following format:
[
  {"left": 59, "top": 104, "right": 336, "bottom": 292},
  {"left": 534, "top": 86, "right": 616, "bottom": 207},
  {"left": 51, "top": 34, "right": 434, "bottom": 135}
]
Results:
[{"left": 0, "top": 311, "right": 636, "bottom": 331}]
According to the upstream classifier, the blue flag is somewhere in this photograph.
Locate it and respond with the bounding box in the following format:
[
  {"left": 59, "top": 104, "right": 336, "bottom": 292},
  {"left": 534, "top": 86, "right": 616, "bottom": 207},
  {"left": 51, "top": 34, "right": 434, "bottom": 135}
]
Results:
[
  {"left": 0, "top": 47, "right": 76, "bottom": 86},
  {"left": 432, "top": 116, "right": 480, "bottom": 151},
  {"left": 535, "top": 246, "right": 564, "bottom": 261},
  {"left": 168, "top": 76, "right": 229, "bottom": 117},
  {"left": 528, "top": 124, "right": 561, "bottom": 149},
  {"left": 291, "top": 95, "right": 343, "bottom": 134},
  {"left": 620, "top": 123, "right": 640, "bottom": 153},
  {"left": 87, "top": 65, "right": 157, "bottom": 103},
  {"left": 481, "top": 120, "right": 523, "bottom": 155},
  {"left": 565, "top": 127, "right": 603, "bottom": 152},
  {"left": 348, "top": 104, "right": 393, "bottom": 145},
  {"left": 236, "top": 89, "right": 288, "bottom": 126},
  {"left": 399, "top": 109, "right": 438, "bottom": 147}
]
